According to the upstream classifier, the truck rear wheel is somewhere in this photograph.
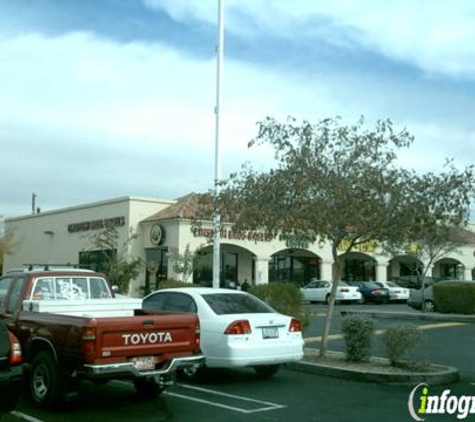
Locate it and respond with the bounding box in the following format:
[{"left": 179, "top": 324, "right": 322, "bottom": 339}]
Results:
[
  {"left": 133, "top": 378, "right": 164, "bottom": 399},
  {"left": 30, "top": 351, "right": 64, "bottom": 408}
]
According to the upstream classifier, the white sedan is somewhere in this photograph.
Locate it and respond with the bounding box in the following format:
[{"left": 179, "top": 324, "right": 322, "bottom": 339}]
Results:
[
  {"left": 375, "top": 281, "right": 410, "bottom": 301},
  {"left": 300, "top": 280, "right": 362, "bottom": 304},
  {"left": 142, "top": 288, "right": 304, "bottom": 378}
]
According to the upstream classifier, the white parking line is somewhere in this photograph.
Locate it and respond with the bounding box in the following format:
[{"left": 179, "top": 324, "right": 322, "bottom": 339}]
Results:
[
  {"left": 169, "top": 383, "right": 286, "bottom": 414},
  {"left": 112, "top": 380, "right": 286, "bottom": 414},
  {"left": 10, "top": 411, "right": 45, "bottom": 422}
]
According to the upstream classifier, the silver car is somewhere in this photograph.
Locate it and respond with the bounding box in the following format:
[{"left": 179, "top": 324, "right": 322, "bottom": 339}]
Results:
[{"left": 407, "top": 280, "right": 473, "bottom": 312}]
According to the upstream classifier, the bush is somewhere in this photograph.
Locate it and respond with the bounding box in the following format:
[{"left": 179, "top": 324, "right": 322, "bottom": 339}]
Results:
[
  {"left": 382, "top": 323, "right": 423, "bottom": 366},
  {"left": 158, "top": 280, "right": 199, "bottom": 289},
  {"left": 433, "top": 281, "right": 475, "bottom": 314},
  {"left": 249, "top": 283, "right": 309, "bottom": 327},
  {"left": 341, "top": 314, "right": 375, "bottom": 362}
]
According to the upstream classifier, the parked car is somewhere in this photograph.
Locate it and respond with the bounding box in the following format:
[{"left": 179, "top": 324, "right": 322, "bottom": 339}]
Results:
[
  {"left": 345, "top": 281, "right": 390, "bottom": 304},
  {"left": 142, "top": 288, "right": 304, "bottom": 378},
  {"left": 406, "top": 280, "right": 472, "bottom": 312},
  {"left": 407, "top": 284, "right": 437, "bottom": 312},
  {"left": 374, "top": 281, "right": 410, "bottom": 302},
  {"left": 393, "top": 275, "right": 443, "bottom": 290},
  {"left": 300, "top": 280, "right": 362, "bottom": 304},
  {"left": 0, "top": 319, "right": 23, "bottom": 417}
]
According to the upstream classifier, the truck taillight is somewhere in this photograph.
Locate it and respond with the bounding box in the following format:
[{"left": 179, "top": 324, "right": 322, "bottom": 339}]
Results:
[
  {"left": 224, "top": 320, "right": 252, "bottom": 335},
  {"left": 8, "top": 331, "right": 22, "bottom": 365},
  {"left": 289, "top": 318, "right": 302, "bottom": 333},
  {"left": 82, "top": 327, "right": 96, "bottom": 354}
]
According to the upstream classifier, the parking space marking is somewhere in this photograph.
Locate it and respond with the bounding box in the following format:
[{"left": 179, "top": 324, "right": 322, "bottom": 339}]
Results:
[
  {"left": 10, "top": 411, "right": 45, "bottom": 422},
  {"left": 304, "top": 321, "right": 466, "bottom": 344},
  {"left": 112, "top": 380, "right": 286, "bottom": 414},
  {"left": 165, "top": 383, "right": 286, "bottom": 414}
]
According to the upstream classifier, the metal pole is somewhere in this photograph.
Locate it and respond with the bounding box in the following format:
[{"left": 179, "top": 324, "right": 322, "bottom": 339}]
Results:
[
  {"left": 212, "top": 0, "right": 224, "bottom": 289},
  {"left": 32, "top": 192, "right": 37, "bottom": 215}
]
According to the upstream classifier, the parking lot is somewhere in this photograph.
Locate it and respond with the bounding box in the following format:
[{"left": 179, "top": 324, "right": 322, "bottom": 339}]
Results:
[{"left": 4, "top": 303, "right": 475, "bottom": 422}]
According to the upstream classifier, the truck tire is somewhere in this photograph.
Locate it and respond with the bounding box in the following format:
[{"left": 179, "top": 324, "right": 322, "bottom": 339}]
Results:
[
  {"left": 254, "top": 364, "right": 280, "bottom": 379},
  {"left": 30, "top": 351, "right": 64, "bottom": 408},
  {"left": 133, "top": 378, "right": 164, "bottom": 399}
]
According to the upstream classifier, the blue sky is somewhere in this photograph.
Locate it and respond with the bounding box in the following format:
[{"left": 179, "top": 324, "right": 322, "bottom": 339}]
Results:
[{"left": 1, "top": 0, "right": 475, "bottom": 218}]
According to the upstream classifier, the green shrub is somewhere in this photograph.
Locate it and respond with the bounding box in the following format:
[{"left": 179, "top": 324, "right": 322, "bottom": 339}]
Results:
[
  {"left": 382, "top": 323, "right": 423, "bottom": 366},
  {"left": 341, "top": 314, "right": 375, "bottom": 362},
  {"left": 433, "top": 281, "right": 475, "bottom": 314},
  {"left": 249, "top": 283, "right": 308, "bottom": 327},
  {"left": 158, "top": 280, "right": 200, "bottom": 289}
]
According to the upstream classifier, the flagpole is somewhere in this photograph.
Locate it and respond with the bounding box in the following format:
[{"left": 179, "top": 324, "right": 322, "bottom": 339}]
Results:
[{"left": 212, "top": 0, "right": 224, "bottom": 289}]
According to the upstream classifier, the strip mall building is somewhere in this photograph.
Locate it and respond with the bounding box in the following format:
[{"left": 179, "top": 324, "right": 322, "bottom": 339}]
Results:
[{"left": 4, "top": 194, "right": 475, "bottom": 297}]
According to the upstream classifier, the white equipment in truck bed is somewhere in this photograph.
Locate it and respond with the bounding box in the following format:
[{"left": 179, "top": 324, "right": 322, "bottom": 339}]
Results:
[{"left": 22, "top": 297, "right": 143, "bottom": 318}]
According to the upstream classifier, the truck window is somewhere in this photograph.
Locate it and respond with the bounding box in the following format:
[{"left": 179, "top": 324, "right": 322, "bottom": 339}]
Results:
[
  {"left": 32, "top": 278, "right": 55, "bottom": 300},
  {"left": 6, "top": 277, "right": 26, "bottom": 314},
  {"left": 89, "top": 277, "right": 111, "bottom": 298},
  {"left": 55, "top": 278, "right": 87, "bottom": 300},
  {"left": 71, "top": 278, "right": 88, "bottom": 299},
  {"left": 0, "top": 277, "right": 13, "bottom": 308}
]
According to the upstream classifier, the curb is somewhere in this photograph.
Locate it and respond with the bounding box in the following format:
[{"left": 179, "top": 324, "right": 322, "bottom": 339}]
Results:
[
  {"left": 340, "top": 310, "right": 475, "bottom": 323},
  {"left": 287, "top": 352, "right": 460, "bottom": 385}
]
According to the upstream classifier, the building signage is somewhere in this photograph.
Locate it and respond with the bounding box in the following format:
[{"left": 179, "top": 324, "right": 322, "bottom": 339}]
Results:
[
  {"left": 150, "top": 224, "right": 165, "bottom": 245},
  {"left": 337, "top": 239, "right": 377, "bottom": 253},
  {"left": 279, "top": 232, "right": 316, "bottom": 249},
  {"left": 192, "top": 227, "right": 274, "bottom": 243},
  {"left": 68, "top": 216, "right": 125, "bottom": 233}
]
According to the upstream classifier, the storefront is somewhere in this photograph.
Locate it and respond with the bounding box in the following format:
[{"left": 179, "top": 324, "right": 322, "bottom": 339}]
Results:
[{"left": 4, "top": 194, "right": 475, "bottom": 297}]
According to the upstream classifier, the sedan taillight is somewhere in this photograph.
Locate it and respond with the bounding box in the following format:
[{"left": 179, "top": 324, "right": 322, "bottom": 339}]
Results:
[
  {"left": 8, "top": 331, "right": 22, "bottom": 365},
  {"left": 289, "top": 318, "right": 302, "bottom": 332},
  {"left": 224, "top": 320, "right": 252, "bottom": 335},
  {"left": 195, "top": 320, "right": 201, "bottom": 348}
]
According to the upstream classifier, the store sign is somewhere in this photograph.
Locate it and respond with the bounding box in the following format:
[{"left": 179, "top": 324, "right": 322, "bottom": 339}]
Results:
[
  {"left": 337, "top": 239, "right": 377, "bottom": 253},
  {"left": 68, "top": 216, "right": 125, "bottom": 233},
  {"left": 192, "top": 227, "right": 274, "bottom": 243},
  {"left": 279, "top": 232, "right": 316, "bottom": 249},
  {"left": 150, "top": 224, "right": 165, "bottom": 245}
]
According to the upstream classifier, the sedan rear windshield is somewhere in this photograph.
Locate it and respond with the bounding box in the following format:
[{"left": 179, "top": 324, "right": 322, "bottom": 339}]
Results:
[{"left": 202, "top": 293, "right": 274, "bottom": 315}]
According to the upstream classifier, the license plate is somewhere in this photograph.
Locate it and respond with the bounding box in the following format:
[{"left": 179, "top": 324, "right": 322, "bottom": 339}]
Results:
[
  {"left": 131, "top": 356, "right": 155, "bottom": 370},
  {"left": 262, "top": 327, "right": 279, "bottom": 339}
]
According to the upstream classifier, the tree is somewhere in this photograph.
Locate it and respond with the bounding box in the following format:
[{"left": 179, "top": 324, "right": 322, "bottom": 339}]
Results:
[
  {"left": 217, "top": 116, "right": 474, "bottom": 356},
  {"left": 0, "top": 216, "right": 15, "bottom": 274},
  {"left": 169, "top": 243, "right": 210, "bottom": 283},
  {"left": 382, "top": 162, "right": 475, "bottom": 307},
  {"left": 169, "top": 244, "right": 194, "bottom": 282},
  {"left": 84, "top": 224, "right": 143, "bottom": 294}
]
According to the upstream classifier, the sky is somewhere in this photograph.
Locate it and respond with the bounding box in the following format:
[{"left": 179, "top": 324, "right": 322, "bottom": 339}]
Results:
[{"left": 1, "top": 0, "right": 475, "bottom": 218}]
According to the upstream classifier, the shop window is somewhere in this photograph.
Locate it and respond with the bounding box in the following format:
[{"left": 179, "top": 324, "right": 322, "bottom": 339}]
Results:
[
  {"left": 269, "top": 254, "right": 320, "bottom": 286},
  {"left": 79, "top": 249, "right": 116, "bottom": 273}
]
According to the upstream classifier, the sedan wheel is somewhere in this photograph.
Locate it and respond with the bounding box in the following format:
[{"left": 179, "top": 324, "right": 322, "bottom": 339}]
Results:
[
  {"left": 254, "top": 364, "right": 280, "bottom": 379},
  {"left": 424, "top": 300, "right": 436, "bottom": 313}
]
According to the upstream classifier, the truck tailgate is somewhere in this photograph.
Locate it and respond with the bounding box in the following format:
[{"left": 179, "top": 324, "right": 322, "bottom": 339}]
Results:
[{"left": 88, "top": 313, "right": 199, "bottom": 365}]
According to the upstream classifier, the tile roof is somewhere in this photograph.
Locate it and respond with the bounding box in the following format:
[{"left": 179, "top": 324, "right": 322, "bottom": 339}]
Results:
[{"left": 143, "top": 192, "right": 214, "bottom": 222}]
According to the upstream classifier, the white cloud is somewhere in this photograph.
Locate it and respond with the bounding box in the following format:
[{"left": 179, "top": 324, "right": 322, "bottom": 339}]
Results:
[{"left": 145, "top": 0, "right": 475, "bottom": 79}]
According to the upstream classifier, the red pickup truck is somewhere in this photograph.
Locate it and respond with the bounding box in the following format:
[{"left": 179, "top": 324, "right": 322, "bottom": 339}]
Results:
[{"left": 0, "top": 267, "right": 204, "bottom": 408}]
